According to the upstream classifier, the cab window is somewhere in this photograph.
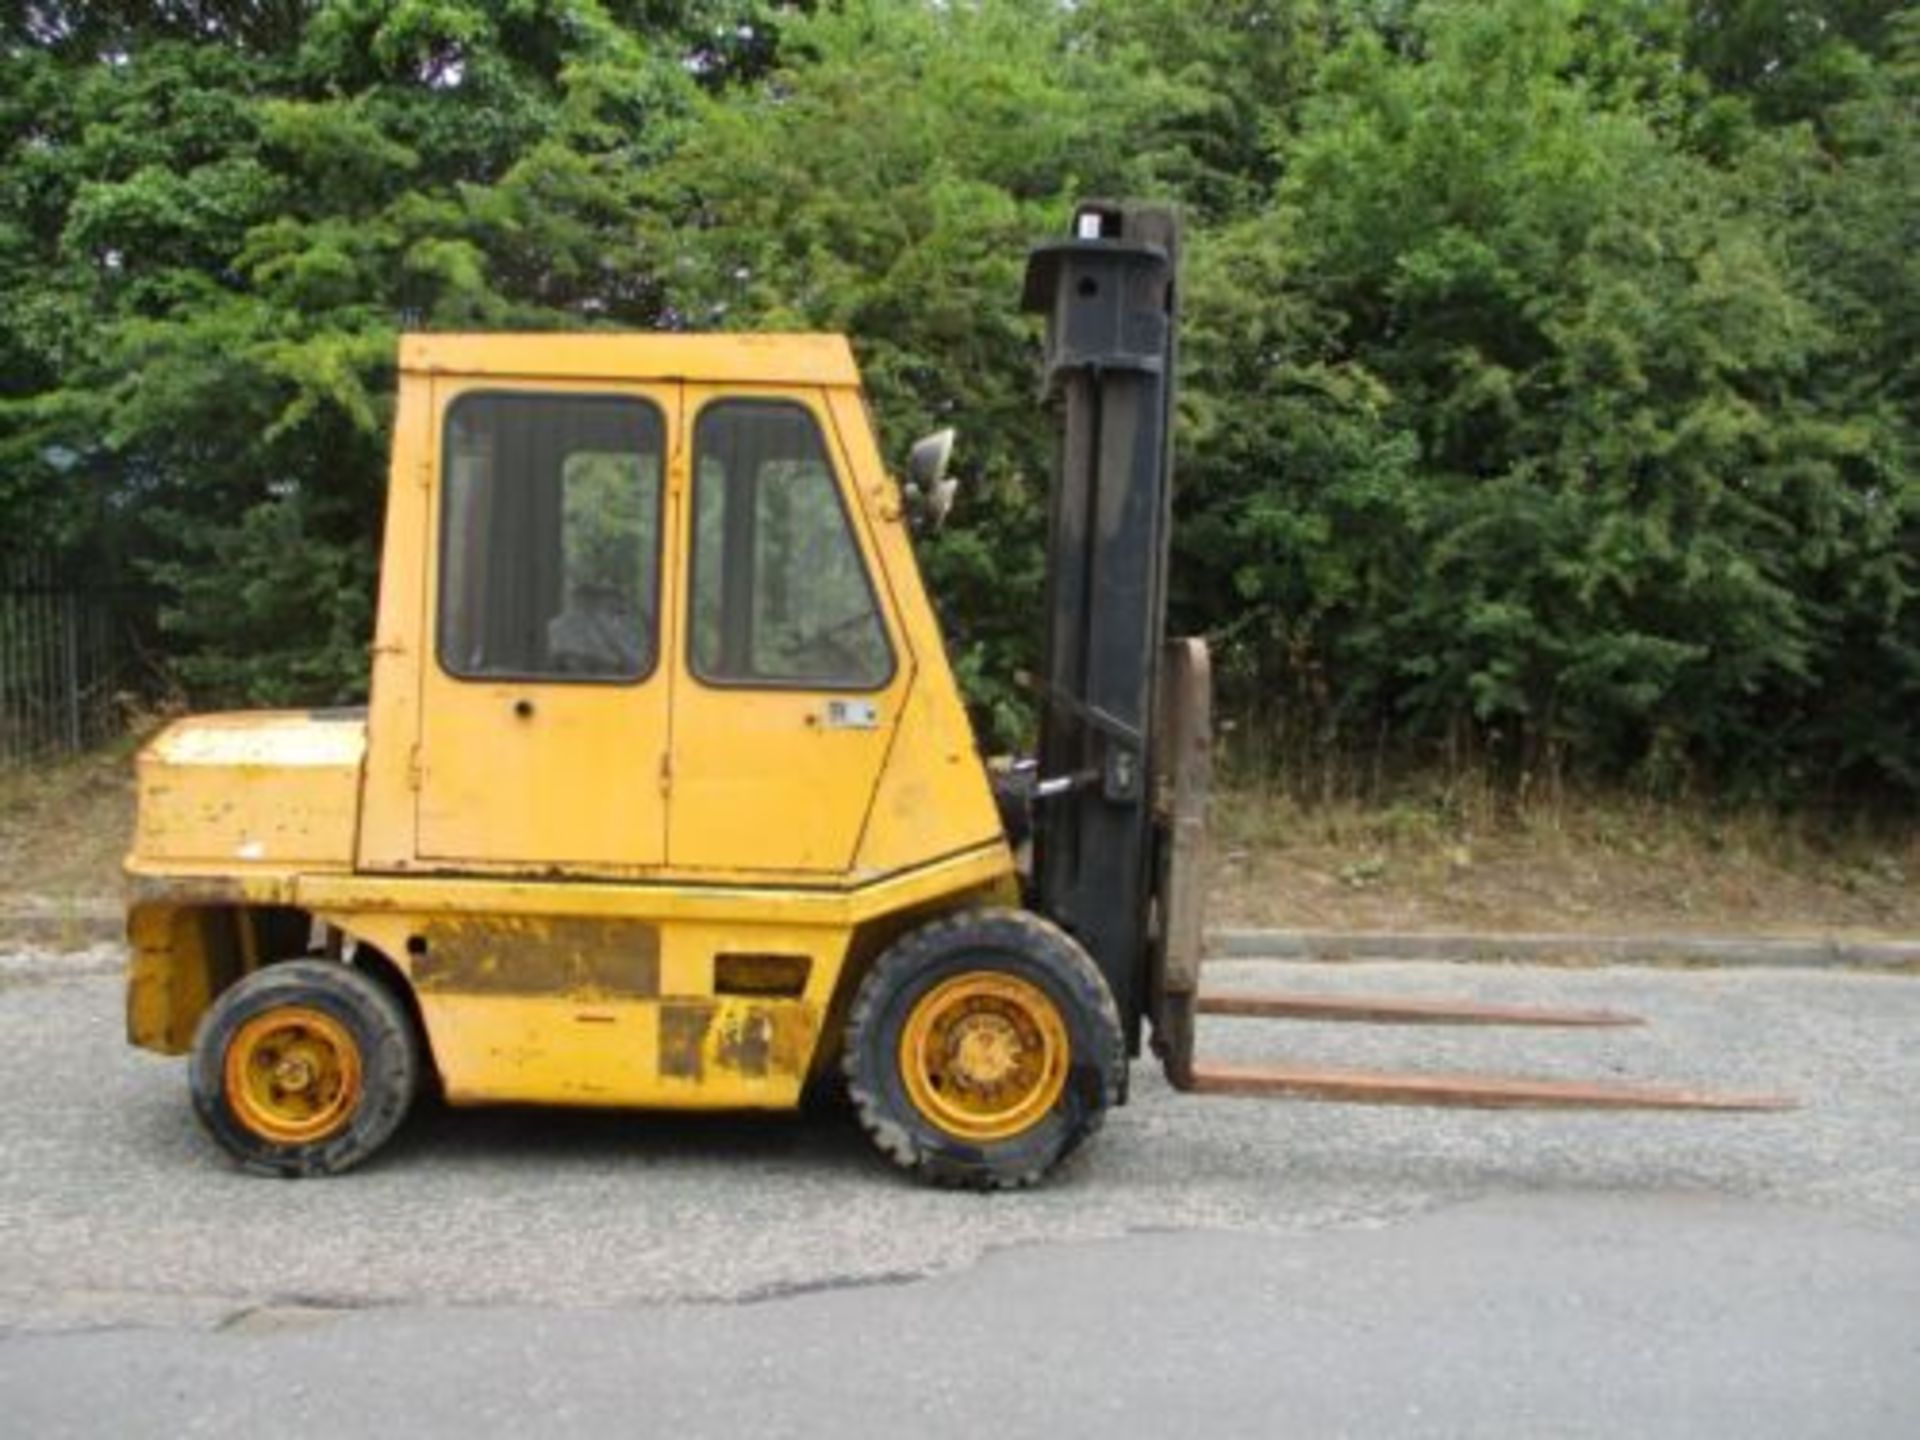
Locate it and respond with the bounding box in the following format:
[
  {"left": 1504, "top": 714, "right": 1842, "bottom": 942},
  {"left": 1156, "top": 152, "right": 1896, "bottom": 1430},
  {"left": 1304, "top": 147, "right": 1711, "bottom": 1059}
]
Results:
[
  {"left": 690, "top": 401, "right": 892, "bottom": 689},
  {"left": 438, "top": 393, "right": 663, "bottom": 683}
]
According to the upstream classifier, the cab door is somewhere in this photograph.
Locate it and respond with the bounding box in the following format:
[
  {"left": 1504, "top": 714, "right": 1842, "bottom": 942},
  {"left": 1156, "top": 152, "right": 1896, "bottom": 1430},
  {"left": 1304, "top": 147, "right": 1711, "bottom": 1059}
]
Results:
[
  {"left": 416, "top": 381, "right": 677, "bottom": 870},
  {"left": 666, "top": 389, "right": 910, "bottom": 874}
]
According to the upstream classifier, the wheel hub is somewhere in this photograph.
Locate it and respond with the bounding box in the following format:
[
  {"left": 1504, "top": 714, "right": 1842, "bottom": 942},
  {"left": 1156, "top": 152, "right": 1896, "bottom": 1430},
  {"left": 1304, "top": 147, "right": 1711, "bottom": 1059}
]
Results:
[
  {"left": 949, "top": 1014, "right": 1022, "bottom": 1091},
  {"left": 224, "top": 1006, "right": 362, "bottom": 1145},
  {"left": 898, "top": 972, "right": 1070, "bottom": 1142}
]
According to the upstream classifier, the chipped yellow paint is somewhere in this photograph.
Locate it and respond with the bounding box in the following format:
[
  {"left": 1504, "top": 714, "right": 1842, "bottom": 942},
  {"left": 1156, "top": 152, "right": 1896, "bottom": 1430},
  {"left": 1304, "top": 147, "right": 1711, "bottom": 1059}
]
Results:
[
  {"left": 353, "top": 361, "right": 433, "bottom": 875},
  {"left": 124, "top": 330, "right": 1020, "bottom": 1115},
  {"left": 130, "top": 712, "right": 364, "bottom": 869},
  {"left": 299, "top": 855, "right": 1007, "bottom": 1108},
  {"left": 126, "top": 906, "right": 223, "bottom": 1052},
  {"left": 408, "top": 993, "right": 821, "bottom": 1109},
  {"left": 126, "top": 842, "right": 1017, "bottom": 1101},
  {"left": 409, "top": 916, "right": 663, "bottom": 999}
]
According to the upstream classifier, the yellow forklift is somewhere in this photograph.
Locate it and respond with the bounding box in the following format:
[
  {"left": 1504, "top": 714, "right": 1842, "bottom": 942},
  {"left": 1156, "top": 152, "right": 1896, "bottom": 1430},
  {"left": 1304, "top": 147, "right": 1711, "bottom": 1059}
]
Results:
[{"left": 123, "top": 202, "right": 1784, "bottom": 1187}]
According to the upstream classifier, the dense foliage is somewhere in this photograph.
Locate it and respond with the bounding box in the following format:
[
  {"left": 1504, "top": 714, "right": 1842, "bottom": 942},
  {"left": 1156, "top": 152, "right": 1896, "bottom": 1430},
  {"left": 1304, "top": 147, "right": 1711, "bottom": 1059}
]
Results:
[{"left": 1, "top": 1, "right": 1913, "bottom": 805}]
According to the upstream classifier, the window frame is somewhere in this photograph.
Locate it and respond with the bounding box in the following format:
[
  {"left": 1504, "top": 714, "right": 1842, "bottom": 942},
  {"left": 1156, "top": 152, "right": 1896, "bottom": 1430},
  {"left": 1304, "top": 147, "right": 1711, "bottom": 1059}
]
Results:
[
  {"left": 434, "top": 388, "right": 669, "bottom": 688},
  {"left": 685, "top": 396, "right": 898, "bottom": 695}
]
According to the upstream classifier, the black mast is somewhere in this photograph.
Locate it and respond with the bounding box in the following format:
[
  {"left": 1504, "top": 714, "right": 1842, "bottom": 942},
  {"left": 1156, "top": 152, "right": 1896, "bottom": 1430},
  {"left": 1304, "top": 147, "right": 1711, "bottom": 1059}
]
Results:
[{"left": 1021, "top": 201, "right": 1181, "bottom": 1051}]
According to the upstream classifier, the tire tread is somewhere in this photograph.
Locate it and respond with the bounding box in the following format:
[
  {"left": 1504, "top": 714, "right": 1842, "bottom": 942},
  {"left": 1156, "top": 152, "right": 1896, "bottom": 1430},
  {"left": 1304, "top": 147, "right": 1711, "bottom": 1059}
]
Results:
[
  {"left": 842, "top": 907, "right": 1123, "bottom": 1190},
  {"left": 188, "top": 959, "right": 420, "bottom": 1178}
]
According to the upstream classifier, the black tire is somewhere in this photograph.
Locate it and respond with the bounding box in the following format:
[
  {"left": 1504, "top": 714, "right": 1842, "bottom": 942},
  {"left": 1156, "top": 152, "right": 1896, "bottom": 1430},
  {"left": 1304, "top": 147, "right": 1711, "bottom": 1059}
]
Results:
[
  {"left": 842, "top": 908, "right": 1123, "bottom": 1190},
  {"left": 188, "top": 960, "right": 420, "bottom": 1178}
]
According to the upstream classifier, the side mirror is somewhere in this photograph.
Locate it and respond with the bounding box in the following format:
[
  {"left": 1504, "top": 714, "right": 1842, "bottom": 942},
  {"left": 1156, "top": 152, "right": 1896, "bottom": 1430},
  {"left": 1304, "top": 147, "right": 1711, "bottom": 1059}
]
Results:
[{"left": 904, "top": 428, "right": 958, "bottom": 532}]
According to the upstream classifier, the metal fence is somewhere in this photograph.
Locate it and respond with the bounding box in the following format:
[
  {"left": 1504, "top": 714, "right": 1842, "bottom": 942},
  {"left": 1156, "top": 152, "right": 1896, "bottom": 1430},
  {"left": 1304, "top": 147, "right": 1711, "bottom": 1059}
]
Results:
[{"left": 0, "top": 553, "right": 134, "bottom": 765}]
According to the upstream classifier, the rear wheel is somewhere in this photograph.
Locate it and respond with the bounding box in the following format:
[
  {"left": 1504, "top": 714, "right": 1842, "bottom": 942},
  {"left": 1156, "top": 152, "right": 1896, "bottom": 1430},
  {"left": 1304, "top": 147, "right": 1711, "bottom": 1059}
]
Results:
[
  {"left": 189, "top": 960, "right": 420, "bottom": 1177},
  {"left": 843, "top": 909, "right": 1122, "bottom": 1189}
]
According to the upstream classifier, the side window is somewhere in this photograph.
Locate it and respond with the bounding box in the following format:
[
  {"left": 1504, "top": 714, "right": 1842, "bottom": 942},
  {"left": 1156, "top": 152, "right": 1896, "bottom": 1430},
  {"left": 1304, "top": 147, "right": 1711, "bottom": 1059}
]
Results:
[
  {"left": 691, "top": 401, "right": 893, "bottom": 688},
  {"left": 439, "top": 393, "right": 663, "bottom": 682}
]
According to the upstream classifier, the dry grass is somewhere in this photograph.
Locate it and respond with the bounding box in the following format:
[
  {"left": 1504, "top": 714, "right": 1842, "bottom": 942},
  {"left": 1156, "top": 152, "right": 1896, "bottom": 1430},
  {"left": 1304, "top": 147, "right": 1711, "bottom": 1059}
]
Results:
[
  {"left": 0, "top": 746, "right": 138, "bottom": 907},
  {"left": 1212, "top": 778, "right": 1919, "bottom": 937},
  {"left": 1, "top": 744, "right": 1913, "bottom": 940}
]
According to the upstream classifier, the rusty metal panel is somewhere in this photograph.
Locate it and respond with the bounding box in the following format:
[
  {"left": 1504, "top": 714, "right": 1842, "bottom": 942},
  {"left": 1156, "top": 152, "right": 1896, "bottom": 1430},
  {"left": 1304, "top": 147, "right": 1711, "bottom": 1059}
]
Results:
[
  {"left": 409, "top": 916, "right": 661, "bottom": 999},
  {"left": 658, "top": 1000, "right": 718, "bottom": 1081}
]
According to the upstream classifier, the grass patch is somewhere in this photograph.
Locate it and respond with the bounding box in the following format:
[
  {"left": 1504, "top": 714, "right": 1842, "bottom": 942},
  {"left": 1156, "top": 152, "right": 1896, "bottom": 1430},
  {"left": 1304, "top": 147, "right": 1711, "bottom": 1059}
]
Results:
[
  {"left": 0, "top": 742, "right": 1912, "bottom": 941},
  {"left": 0, "top": 744, "right": 139, "bottom": 908},
  {"left": 1211, "top": 777, "right": 1917, "bottom": 937}
]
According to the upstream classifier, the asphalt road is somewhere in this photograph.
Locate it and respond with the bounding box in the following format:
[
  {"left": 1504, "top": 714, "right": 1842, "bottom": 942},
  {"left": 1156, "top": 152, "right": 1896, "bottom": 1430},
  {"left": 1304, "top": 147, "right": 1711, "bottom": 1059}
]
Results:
[{"left": 1, "top": 948, "right": 1915, "bottom": 1437}]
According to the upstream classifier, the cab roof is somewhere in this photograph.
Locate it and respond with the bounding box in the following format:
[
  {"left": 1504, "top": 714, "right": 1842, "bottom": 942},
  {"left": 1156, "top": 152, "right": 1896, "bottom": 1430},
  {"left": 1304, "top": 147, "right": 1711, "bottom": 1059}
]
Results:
[{"left": 398, "top": 332, "right": 861, "bottom": 388}]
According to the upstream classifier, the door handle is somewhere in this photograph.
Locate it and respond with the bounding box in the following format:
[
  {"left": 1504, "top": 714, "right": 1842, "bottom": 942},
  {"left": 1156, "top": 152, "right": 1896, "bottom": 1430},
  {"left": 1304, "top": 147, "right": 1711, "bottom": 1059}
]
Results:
[{"left": 513, "top": 698, "right": 536, "bottom": 720}]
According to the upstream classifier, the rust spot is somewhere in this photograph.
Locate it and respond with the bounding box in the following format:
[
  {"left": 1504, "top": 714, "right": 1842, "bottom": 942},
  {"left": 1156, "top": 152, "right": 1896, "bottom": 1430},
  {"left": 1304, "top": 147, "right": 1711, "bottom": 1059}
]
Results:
[
  {"left": 770, "top": 1005, "right": 817, "bottom": 1075},
  {"left": 715, "top": 1003, "right": 817, "bottom": 1079},
  {"left": 412, "top": 917, "right": 660, "bottom": 999},
  {"left": 658, "top": 1001, "right": 716, "bottom": 1080},
  {"left": 716, "top": 1009, "right": 775, "bottom": 1077},
  {"left": 127, "top": 876, "right": 254, "bottom": 907}
]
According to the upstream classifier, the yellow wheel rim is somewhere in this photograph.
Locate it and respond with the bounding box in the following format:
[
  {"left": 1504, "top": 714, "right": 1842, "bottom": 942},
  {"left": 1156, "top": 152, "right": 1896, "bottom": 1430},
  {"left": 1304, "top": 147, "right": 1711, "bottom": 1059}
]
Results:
[
  {"left": 898, "top": 972, "right": 1071, "bottom": 1143},
  {"left": 224, "top": 1006, "right": 362, "bottom": 1145}
]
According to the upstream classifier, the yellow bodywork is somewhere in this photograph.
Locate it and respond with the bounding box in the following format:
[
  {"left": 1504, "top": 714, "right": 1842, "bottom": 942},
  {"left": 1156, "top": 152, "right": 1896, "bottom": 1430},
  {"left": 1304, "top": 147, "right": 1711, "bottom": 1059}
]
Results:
[
  {"left": 127, "top": 331, "right": 1017, "bottom": 1111},
  {"left": 131, "top": 711, "right": 365, "bottom": 870}
]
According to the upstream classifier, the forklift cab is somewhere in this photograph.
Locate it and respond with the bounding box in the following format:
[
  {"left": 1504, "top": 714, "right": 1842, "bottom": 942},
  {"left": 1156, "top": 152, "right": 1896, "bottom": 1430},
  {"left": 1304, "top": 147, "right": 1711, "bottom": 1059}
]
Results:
[{"left": 356, "top": 335, "right": 1002, "bottom": 883}]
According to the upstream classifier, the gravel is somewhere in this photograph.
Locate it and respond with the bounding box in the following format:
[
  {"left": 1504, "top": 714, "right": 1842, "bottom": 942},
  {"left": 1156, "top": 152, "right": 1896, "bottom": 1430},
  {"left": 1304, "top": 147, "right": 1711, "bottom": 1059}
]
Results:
[{"left": 0, "top": 954, "right": 1913, "bottom": 1334}]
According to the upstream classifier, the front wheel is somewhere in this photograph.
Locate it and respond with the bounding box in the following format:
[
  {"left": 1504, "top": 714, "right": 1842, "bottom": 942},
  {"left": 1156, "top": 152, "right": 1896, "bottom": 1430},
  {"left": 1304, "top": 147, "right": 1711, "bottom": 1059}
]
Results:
[
  {"left": 188, "top": 959, "right": 420, "bottom": 1177},
  {"left": 843, "top": 909, "right": 1122, "bottom": 1189}
]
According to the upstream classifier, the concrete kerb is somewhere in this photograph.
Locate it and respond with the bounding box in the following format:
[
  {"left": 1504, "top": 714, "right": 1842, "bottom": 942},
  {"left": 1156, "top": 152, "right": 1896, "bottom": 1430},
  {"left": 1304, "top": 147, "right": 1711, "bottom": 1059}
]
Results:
[
  {"left": 4, "top": 899, "right": 1916, "bottom": 974},
  {"left": 1208, "top": 928, "right": 1920, "bottom": 973},
  {"left": 0, "top": 900, "right": 121, "bottom": 950}
]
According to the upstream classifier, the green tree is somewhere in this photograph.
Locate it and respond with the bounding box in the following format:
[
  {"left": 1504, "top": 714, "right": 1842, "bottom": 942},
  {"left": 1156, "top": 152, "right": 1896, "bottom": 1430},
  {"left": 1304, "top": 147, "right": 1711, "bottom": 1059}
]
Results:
[
  {"left": 1179, "top": 0, "right": 1915, "bottom": 802},
  {"left": 646, "top": 0, "right": 1195, "bottom": 740},
  {"left": 0, "top": 1, "right": 719, "bottom": 699},
  {"left": 1, "top": 0, "right": 1910, "bottom": 805}
]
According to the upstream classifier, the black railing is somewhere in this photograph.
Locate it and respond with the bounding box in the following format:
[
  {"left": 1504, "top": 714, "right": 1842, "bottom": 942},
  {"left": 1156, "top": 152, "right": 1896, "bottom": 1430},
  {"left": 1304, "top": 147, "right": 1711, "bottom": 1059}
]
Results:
[{"left": 0, "top": 552, "right": 138, "bottom": 764}]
